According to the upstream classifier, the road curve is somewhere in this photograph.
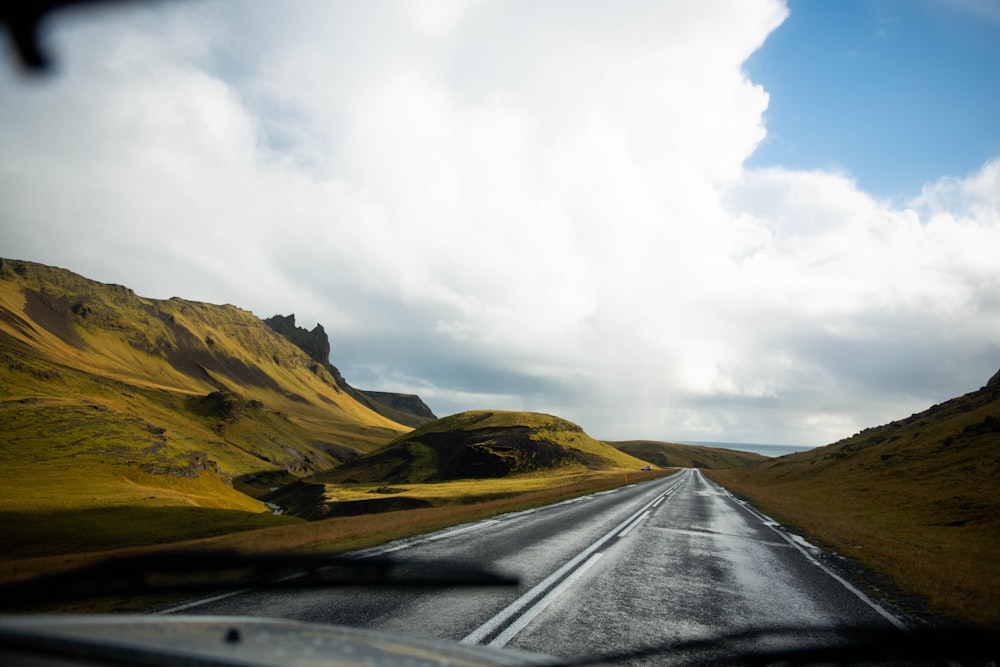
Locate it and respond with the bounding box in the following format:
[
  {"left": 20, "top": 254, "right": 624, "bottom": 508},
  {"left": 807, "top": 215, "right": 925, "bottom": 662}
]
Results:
[{"left": 162, "top": 468, "right": 901, "bottom": 662}]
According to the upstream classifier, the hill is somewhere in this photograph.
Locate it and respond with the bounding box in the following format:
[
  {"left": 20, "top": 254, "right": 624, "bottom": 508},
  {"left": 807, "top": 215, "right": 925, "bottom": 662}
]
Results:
[
  {"left": 708, "top": 369, "right": 1000, "bottom": 627},
  {"left": 319, "top": 410, "right": 652, "bottom": 485},
  {"left": 608, "top": 440, "right": 766, "bottom": 468},
  {"left": 0, "top": 258, "right": 418, "bottom": 556}
]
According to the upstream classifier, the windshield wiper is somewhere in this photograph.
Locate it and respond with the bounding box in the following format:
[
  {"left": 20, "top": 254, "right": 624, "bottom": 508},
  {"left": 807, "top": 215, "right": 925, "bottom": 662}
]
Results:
[{"left": 0, "top": 549, "right": 518, "bottom": 608}]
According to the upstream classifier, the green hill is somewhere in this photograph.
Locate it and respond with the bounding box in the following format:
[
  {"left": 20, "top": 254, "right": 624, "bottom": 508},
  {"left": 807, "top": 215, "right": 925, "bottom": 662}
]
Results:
[
  {"left": 608, "top": 440, "right": 766, "bottom": 468},
  {"left": 709, "top": 369, "right": 1000, "bottom": 627},
  {"left": 0, "top": 258, "right": 418, "bottom": 556},
  {"left": 320, "top": 410, "right": 652, "bottom": 484}
]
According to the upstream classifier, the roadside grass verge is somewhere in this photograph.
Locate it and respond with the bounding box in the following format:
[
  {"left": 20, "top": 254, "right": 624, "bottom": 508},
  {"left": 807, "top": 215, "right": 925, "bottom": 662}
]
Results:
[
  {"left": 705, "top": 378, "right": 1000, "bottom": 629},
  {"left": 705, "top": 468, "right": 1000, "bottom": 628},
  {"left": 220, "top": 469, "right": 671, "bottom": 554},
  {"left": 321, "top": 469, "right": 654, "bottom": 503}
]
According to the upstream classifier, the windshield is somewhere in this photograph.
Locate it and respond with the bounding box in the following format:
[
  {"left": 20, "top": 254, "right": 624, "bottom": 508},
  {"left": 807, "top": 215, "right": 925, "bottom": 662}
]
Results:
[{"left": 1, "top": 2, "right": 998, "bottom": 666}]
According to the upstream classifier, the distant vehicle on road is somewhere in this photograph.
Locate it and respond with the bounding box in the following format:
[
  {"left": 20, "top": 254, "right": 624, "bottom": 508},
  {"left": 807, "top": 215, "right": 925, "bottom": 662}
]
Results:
[{"left": 640, "top": 465, "right": 652, "bottom": 471}]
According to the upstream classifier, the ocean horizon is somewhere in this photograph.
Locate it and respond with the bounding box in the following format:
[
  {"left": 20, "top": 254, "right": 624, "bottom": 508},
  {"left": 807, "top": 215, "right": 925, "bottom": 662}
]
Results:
[{"left": 676, "top": 441, "right": 814, "bottom": 458}]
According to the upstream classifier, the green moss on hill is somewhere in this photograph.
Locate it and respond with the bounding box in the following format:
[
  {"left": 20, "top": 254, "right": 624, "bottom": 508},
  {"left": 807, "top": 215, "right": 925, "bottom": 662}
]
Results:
[{"left": 321, "top": 410, "right": 650, "bottom": 484}]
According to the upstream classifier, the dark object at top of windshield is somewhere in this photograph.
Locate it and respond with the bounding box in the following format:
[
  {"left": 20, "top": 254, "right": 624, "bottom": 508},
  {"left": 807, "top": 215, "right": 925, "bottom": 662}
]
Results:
[
  {"left": 0, "top": 548, "right": 518, "bottom": 609},
  {"left": 1, "top": 0, "right": 140, "bottom": 72}
]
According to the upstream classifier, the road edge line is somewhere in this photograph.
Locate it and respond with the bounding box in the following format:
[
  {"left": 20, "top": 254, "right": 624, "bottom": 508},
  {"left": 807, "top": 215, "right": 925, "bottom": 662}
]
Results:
[{"left": 704, "top": 472, "right": 908, "bottom": 630}]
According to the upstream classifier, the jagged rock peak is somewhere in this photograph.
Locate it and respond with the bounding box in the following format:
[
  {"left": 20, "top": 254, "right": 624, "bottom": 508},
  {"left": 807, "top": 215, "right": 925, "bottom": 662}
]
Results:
[
  {"left": 264, "top": 314, "right": 331, "bottom": 366},
  {"left": 987, "top": 368, "right": 1000, "bottom": 389},
  {"left": 264, "top": 312, "right": 436, "bottom": 427}
]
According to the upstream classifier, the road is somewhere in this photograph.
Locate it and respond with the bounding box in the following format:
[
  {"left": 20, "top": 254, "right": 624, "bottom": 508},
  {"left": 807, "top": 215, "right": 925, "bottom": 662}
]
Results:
[{"left": 162, "top": 468, "right": 902, "bottom": 663}]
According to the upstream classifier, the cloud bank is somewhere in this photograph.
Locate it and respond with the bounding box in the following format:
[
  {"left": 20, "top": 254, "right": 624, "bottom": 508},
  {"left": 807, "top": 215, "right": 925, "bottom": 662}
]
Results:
[{"left": 1, "top": 0, "right": 998, "bottom": 445}]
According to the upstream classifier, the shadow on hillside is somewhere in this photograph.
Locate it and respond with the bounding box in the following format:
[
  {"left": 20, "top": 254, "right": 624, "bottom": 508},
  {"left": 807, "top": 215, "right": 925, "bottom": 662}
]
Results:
[
  {"left": 263, "top": 481, "right": 433, "bottom": 521},
  {"left": 1, "top": 506, "right": 299, "bottom": 560}
]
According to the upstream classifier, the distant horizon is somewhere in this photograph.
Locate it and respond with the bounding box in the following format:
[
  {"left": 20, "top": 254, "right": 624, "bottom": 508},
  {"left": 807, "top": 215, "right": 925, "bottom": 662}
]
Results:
[{"left": 676, "top": 441, "right": 814, "bottom": 458}]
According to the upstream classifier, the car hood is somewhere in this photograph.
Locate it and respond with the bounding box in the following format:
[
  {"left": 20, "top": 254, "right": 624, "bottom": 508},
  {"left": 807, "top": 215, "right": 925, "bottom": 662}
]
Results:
[{"left": 0, "top": 614, "right": 561, "bottom": 667}]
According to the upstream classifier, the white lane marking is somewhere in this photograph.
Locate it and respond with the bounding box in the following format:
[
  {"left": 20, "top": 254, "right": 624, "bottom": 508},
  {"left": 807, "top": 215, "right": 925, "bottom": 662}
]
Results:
[
  {"left": 371, "top": 543, "right": 409, "bottom": 555},
  {"left": 155, "top": 589, "right": 252, "bottom": 615},
  {"left": 617, "top": 510, "right": 651, "bottom": 537},
  {"left": 702, "top": 470, "right": 908, "bottom": 630},
  {"left": 162, "top": 473, "right": 686, "bottom": 617},
  {"left": 460, "top": 528, "right": 613, "bottom": 644},
  {"left": 462, "top": 474, "right": 686, "bottom": 645},
  {"left": 488, "top": 552, "right": 604, "bottom": 648},
  {"left": 427, "top": 520, "right": 500, "bottom": 542},
  {"left": 363, "top": 519, "right": 502, "bottom": 556}
]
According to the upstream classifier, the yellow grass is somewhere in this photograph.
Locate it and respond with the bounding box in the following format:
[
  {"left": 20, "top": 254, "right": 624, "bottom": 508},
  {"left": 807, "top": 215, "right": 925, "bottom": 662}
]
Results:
[
  {"left": 322, "top": 469, "right": 645, "bottom": 503},
  {"left": 706, "top": 468, "right": 1000, "bottom": 628}
]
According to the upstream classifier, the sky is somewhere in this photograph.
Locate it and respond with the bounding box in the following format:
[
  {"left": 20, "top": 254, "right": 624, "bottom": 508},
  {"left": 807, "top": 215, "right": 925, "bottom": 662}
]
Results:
[{"left": 1, "top": 0, "right": 998, "bottom": 446}]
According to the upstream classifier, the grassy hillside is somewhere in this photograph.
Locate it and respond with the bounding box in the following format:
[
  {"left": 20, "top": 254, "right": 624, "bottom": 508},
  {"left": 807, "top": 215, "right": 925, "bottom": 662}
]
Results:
[
  {"left": 319, "top": 410, "right": 651, "bottom": 486},
  {"left": 0, "top": 259, "right": 663, "bottom": 561},
  {"left": 0, "top": 258, "right": 411, "bottom": 556},
  {"left": 608, "top": 440, "right": 766, "bottom": 468},
  {"left": 708, "top": 370, "right": 1000, "bottom": 627},
  {"left": 0, "top": 259, "right": 406, "bottom": 436},
  {"left": 259, "top": 410, "right": 661, "bottom": 521}
]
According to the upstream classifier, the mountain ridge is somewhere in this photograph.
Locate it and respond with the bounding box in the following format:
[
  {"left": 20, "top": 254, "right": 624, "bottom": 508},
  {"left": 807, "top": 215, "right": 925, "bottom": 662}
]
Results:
[
  {"left": 263, "top": 313, "right": 436, "bottom": 428},
  {"left": 0, "top": 258, "right": 414, "bottom": 438},
  {"left": 0, "top": 257, "right": 418, "bottom": 551}
]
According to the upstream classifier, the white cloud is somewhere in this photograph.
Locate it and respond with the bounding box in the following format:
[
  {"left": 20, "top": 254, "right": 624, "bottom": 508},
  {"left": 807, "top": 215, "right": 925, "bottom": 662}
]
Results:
[
  {"left": 393, "top": 0, "right": 477, "bottom": 36},
  {"left": 1, "top": 1, "right": 998, "bottom": 446}
]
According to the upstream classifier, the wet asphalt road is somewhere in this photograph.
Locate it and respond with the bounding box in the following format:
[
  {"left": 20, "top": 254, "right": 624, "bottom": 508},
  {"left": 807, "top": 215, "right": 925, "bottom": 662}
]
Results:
[{"left": 162, "top": 468, "right": 901, "bottom": 663}]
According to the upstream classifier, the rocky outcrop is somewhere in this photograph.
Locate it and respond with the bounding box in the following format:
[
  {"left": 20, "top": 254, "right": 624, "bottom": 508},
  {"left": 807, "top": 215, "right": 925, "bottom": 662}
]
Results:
[
  {"left": 265, "top": 313, "right": 436, "bottom": 427},
  {"left": 263, "top": 314, "right": 331, "bottom": 369}
]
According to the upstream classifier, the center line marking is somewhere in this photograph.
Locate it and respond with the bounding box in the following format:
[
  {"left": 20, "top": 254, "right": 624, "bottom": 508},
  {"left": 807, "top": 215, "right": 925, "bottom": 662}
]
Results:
[
  {"left": 462, "top": 472, "right": 688, "bottom": 646},
  {"left": 617, "top": 510, "right": 651, "bottom": 537},
  {"left": 488, "top": 552, "right": 604, "bottom": 648}
]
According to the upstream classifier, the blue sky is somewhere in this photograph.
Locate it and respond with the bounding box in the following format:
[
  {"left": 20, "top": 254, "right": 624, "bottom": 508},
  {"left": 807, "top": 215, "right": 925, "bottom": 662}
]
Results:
[
  {"left": 746, "top": 0, "right": 1000, "bottom": 200},
  {"left": 2, "top": 1, "right": 999, "bottom": 446}
]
